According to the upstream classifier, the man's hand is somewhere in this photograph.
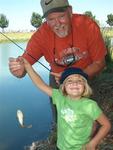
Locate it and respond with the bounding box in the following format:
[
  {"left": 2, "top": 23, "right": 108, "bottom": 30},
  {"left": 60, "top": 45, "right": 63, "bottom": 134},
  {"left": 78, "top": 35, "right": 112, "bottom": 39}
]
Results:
[
  {"left": 50, "top": 72, "right": 62, "bottom": 84},
  {"left": 9, "top": 57, "right": 26, "bottom": 78},
  {"left": 84, "top": 59, "right": 106, "bottom": 78}
]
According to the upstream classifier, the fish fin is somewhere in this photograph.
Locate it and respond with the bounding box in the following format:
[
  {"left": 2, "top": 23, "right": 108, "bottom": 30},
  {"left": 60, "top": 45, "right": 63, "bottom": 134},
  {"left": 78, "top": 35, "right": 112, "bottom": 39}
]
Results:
[
  {"left": 27, "top": 124, "right": 32, "bottom": 128},
  {"left": 20, "top": 124, "right": 32, "bottom": 128}
]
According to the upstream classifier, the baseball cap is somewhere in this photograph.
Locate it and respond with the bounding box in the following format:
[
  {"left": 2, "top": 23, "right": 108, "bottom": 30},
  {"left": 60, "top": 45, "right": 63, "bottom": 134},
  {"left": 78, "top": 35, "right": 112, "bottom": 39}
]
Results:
[
  {"left": 60, "top": 67, "right": 88, "bottom": 84},
  {"left": 40, "top": 0, "right": 70, "bottom": 18}
]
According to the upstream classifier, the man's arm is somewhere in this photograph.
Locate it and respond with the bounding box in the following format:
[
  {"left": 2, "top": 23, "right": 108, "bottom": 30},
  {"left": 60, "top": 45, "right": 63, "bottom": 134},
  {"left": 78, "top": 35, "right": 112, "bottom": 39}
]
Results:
[
  {"left": 51, "top": 58, "right": 106, "bottom": 83},
  {"left": 84, "top": 59, "right": 106, "bottom": 79}
]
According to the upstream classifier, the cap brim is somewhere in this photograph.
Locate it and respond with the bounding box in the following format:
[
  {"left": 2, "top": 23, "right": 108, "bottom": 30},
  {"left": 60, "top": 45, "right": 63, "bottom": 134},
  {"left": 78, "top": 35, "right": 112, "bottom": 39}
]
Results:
[
  {"left": 42, "top": 6, "right": 68, "bottom": 18},
  {"left": 60, "top": 67, "right": 88, "bottom": 84}
]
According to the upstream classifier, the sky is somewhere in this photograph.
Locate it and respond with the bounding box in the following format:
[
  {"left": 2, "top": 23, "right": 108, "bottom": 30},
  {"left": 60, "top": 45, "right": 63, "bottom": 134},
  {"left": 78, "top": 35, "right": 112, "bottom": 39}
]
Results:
[{"left": 0, "top": 0, "right": 113, "bottom": 31}]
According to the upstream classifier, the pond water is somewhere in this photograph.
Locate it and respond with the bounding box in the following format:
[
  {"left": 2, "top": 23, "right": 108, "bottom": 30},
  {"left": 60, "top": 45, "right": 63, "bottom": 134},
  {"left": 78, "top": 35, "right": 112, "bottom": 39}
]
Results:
[{"left": 0, "top": 41, "right": 52, "bottom": 150}]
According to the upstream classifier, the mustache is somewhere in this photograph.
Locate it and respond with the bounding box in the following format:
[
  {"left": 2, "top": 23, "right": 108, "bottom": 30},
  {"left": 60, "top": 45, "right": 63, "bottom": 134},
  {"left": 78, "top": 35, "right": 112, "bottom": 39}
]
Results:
[{"left": 54, "top": 24, "right": 65, "bottom": 30}]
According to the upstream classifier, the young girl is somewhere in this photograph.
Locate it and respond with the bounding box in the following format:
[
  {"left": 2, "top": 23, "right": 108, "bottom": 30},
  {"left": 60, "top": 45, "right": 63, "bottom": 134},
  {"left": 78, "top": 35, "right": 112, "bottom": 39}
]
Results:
[{"left": 23, "top": 58, "right": 111, "bottom": 150}]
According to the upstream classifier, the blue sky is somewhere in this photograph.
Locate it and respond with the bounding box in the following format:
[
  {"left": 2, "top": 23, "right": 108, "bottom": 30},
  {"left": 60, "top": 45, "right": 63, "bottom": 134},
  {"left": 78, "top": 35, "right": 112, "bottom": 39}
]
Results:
[{"left": 0, "top": 0, "right": 113, "bottom": 31}]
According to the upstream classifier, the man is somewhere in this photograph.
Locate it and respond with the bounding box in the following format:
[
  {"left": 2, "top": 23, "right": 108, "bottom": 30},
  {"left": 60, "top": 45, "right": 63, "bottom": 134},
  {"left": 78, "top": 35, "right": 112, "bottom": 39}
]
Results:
[{"left": 9, "top": 0, "right": 106, "bottom": 120}]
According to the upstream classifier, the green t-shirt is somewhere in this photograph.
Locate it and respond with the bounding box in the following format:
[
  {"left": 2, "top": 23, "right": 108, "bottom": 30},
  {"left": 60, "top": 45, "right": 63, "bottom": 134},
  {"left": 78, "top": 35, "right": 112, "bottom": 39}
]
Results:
[{"left": 52, "top": 89, "right": 102, "bottom": 150}]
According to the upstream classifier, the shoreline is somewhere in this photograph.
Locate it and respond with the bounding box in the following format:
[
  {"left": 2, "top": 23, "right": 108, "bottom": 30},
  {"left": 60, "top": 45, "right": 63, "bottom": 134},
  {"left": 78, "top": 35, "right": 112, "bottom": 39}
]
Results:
[
  {"left": 0, "top": 28, "right": 113, "bottom": 43},
  {"left": 0, "top": 31, "right": 34, "bottom": 43}
]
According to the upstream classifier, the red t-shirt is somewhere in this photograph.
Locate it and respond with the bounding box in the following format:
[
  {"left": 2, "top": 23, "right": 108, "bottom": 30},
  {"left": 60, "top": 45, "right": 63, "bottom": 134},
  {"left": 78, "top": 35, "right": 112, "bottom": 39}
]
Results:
[{"left": 23, "top": 14, "right": 106, "bottom": 73}]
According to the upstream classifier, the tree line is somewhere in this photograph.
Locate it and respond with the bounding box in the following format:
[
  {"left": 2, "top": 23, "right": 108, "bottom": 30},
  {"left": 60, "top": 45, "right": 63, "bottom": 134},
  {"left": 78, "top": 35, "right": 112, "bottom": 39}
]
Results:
[{"left": 0, "top": 11, "right": 113, "bottom": 32}]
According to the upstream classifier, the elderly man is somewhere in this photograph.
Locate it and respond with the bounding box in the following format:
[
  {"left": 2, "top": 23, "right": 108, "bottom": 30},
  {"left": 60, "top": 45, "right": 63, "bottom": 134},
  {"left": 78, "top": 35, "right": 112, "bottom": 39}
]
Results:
[{"left": 9, "top": 0, "right": 107, "bottom": 121}]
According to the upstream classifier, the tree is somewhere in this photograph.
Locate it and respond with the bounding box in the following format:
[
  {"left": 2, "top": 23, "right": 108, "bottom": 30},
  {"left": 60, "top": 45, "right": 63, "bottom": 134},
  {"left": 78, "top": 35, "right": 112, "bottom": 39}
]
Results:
[
  {"left": 106, "top": 14, "right": 113, "bottom": 27},
  {"left": 31, "top": 12, "right": 42, "bottom": 29},
  {"left": 0, "top": 14, "right": 9, "bottom": 32},
  {"left": 84, "top": 11, "right": 96, "bottom": 20},
  {"left": 84, "top": 11, "right": 99, "bottom": 25}
]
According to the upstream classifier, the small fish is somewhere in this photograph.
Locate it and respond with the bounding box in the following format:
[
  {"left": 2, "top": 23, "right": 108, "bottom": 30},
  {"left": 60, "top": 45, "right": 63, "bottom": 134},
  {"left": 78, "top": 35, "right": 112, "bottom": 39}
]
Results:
[{"left": 16, "top": 109, "right": 32, "bottom": 128}]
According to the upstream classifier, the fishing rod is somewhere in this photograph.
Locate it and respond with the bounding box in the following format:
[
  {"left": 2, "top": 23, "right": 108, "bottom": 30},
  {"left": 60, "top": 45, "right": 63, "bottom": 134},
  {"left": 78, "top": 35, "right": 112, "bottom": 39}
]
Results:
[{"left": 0, "top": 31, "right": 50, "bottom": 71}]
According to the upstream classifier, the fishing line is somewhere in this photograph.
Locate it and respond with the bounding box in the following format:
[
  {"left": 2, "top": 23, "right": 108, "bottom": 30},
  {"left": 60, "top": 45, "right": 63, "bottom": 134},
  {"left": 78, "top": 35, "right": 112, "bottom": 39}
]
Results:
[{"left": 0, "top": 31, "right": 50, "bottom": 71}]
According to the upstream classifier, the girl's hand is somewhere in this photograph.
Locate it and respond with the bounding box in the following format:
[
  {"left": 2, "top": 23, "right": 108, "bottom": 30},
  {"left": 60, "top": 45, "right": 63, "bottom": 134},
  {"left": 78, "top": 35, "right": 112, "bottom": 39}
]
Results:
[
  {"left": 82, "top": 142, "right": 97, "bottom": 150},
  {"left": 22, "top": 57, "right": 32, "bottom": 71}
]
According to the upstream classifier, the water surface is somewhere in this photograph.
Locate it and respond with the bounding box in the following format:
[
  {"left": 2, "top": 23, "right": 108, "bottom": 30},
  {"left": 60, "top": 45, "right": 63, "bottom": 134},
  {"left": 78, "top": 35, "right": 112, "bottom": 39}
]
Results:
[{"left": 0, "top": 41, "right": 52, "bottom": 150}]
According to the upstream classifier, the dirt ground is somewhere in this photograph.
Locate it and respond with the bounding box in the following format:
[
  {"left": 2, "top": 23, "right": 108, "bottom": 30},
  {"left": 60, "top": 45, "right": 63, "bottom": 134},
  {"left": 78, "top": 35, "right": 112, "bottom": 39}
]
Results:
[
  {"left": 90, "top": 70, "right": 113, "bottom": 150},
  {"left": 26, "top": 68, "right": 113, "bottom": 150}
]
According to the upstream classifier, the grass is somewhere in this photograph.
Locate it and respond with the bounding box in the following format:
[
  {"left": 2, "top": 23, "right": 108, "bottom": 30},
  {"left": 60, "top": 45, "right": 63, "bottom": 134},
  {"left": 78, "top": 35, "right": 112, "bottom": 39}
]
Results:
[
  {"left": 0, "top": 31, "right": 34, "bottom": 43},
  {"left": 0, "top": 28, "right": 113, "bottom": 43},
  {"left": 102, "top": 28, "right": 113, "bottom": 38}
]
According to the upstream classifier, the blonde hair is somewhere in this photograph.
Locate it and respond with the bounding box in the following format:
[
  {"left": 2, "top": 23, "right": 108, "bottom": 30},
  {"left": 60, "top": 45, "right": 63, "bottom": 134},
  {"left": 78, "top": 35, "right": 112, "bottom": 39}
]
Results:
[{"left": 60, "top": 76, "right": 92, "bottom": 98}]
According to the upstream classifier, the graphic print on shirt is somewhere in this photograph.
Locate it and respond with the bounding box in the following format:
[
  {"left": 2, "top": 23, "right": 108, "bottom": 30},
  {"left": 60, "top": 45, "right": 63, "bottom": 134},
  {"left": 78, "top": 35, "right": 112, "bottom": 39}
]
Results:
[
  {"left": 54, "top": 46, "right": 88, "bottom": 67},
  {"left": 61, "top": 108, "right": 77, "bottom": 123}
]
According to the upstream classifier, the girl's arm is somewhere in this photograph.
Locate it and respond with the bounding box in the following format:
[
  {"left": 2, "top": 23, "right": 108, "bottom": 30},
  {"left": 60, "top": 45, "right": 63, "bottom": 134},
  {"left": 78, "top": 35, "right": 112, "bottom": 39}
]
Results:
[
  {"left": 85, "top": 113, "right": 111, "bottom": 150},
  {"left": 23, "top": 58, "right": 53, "bottom": 97}
]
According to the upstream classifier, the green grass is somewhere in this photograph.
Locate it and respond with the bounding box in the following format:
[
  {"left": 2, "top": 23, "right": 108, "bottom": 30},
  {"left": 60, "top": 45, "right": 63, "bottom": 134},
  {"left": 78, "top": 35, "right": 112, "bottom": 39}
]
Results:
[
  {"left": 0, "top": 28, "right": 113, "bottom": 43},
  {"left": 0, "top": 32, "right": 34, "bottom": 43},
  {"left": 102, "top": 28, "right": 113, "bottom": 38}
]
